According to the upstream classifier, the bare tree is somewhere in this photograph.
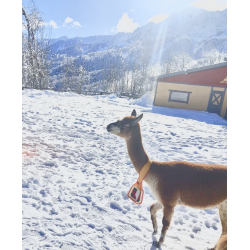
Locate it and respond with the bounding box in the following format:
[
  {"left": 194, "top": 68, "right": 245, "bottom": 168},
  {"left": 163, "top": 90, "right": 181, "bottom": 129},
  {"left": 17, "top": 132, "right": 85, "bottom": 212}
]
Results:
[
  {"left": 75, "top": 65, "right": 86, "bottom": 94},
  {"left": 175, "top": 51, "right": 192, "bottom": 71},
  {"left": 161, "top": 50, "right": 177, "bottom": 74},
  {"left": 60, "top": 57, "right": 74, "bottom": 91},
  {"left": 22, "top": 1, "right": 51, "bottom": 89}
]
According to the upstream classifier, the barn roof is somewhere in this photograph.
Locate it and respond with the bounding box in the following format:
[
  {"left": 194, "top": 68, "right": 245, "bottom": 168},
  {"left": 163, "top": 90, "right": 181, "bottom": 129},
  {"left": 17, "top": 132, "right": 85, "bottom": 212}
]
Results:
[{"left": 152, "top": 62, "right": 227, "bottom": 87}]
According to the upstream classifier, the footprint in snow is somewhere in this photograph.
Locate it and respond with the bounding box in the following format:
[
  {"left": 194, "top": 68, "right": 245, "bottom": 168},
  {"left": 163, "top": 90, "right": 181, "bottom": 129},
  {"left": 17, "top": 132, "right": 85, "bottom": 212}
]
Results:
[
  {"left": 174, "top": 217, "right": 184, "bottom": 225},
  {"left": 212, "top": 216, "right": 220, "bottom": 223},
  {"left": 192, "top": 226, "right": 201, "bottom": 234},
  {"left": 43, "top": 161, "right": 58, "bottom": 167},
  {"left": 204, "top": 209, "right": 217, "bottom": 215},
  {"left": 205, "top": 220, "right": 211, "bottom": 228},
  {"left": 212, "top": 222, "right": 218, "bottom": 230}
]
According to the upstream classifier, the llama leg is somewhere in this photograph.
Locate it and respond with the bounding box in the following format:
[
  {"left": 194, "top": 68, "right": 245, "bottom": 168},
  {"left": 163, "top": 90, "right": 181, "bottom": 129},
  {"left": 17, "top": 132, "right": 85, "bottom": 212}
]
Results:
[
  {"left": 218, "top": 200, "right": 227, "bottom": 235},
  {"left": 211, "top": 200, "right": 227, "bottom": 250},
  {"left": 155, "top": 205, "right": 174, "bottom": 247},
  {"left": 150, "top": 202, "right": 162, "bottom": 235},
  {"left": 215, "top": 235, "right": 227, "bottom": 250}
]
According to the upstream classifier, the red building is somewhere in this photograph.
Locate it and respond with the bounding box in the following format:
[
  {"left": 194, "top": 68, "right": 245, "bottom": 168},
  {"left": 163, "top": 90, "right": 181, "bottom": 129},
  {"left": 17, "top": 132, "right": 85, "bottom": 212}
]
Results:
[{"left": 153, "top": 62, "right": 227, "bottom": 119}]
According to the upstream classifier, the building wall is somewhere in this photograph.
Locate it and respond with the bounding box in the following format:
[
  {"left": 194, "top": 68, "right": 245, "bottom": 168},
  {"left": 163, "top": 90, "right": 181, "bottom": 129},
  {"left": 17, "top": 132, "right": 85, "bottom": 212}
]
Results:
[{"left": 154, "top": 82, "right": 212, "bottom": 112}]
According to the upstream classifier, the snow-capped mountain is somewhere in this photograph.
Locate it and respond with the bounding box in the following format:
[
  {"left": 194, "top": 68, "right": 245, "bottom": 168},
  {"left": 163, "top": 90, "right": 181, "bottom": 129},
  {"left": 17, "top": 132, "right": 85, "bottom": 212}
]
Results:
[{"left": 49, "top": 6, "right": 227, "bottom": 58}]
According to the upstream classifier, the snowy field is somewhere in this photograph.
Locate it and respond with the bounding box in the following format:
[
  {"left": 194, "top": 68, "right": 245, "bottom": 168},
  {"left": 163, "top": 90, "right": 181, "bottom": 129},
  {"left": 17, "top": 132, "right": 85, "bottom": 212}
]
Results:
[{"left": 22, "top": 90, "right": 227, "bottom": 250}]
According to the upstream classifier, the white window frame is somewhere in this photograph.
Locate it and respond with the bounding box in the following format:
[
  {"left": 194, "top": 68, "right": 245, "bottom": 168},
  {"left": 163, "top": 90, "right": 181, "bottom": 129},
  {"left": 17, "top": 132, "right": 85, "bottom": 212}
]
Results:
[{"left": 168, "top": 90, "right": 192, "bottom": 104}]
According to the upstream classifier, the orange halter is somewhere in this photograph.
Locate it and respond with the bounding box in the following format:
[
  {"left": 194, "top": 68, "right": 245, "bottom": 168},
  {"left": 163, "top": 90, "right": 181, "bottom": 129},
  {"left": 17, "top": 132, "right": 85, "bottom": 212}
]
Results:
[{"left": 127, "top": 160, "right": 152, "bottom": 204}]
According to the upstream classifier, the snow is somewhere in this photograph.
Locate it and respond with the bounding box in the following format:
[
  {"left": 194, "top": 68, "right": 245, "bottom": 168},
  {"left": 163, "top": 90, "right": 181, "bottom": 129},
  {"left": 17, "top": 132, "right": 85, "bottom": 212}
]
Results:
[
  {"left": 130, "top": 90, "right": 155, "bottom": 107},
  {"left": 22, "top": 89, "right": 227, "bottom": 250}
]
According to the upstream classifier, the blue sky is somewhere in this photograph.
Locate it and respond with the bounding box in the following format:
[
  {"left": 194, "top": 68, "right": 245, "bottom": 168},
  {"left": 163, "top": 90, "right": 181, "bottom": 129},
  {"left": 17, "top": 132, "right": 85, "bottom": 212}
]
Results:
[{"left": 22, "top": 0, "right": 227, "bottom": 38}]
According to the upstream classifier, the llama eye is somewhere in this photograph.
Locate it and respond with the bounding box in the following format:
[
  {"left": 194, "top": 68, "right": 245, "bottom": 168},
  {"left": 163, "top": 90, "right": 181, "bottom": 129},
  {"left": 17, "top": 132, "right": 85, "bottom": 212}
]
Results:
[{"left": 121, "top": 125, "right": 129, "bottom": 129}]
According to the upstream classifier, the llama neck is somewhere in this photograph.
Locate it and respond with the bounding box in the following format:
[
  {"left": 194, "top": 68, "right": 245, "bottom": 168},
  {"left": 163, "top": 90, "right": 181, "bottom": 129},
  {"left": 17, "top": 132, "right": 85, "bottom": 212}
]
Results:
[{"left": 125, "top": 125, "right": 149, "bottom": 174}]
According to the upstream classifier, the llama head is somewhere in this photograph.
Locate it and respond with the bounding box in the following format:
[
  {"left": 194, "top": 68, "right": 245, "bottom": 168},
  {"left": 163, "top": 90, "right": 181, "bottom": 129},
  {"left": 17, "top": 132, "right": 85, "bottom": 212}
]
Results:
[{"left": 106, "top": 109, "right": 143, "bottom": 139}]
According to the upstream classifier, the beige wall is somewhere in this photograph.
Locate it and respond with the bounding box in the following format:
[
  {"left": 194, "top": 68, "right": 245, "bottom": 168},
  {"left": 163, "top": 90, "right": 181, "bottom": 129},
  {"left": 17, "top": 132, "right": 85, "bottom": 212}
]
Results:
[
  {"left": 154, "top": 82, "right": 212, "bottom": 112},
  {"left": 220, "top": 89, "right": 227, "bottom": 118}
]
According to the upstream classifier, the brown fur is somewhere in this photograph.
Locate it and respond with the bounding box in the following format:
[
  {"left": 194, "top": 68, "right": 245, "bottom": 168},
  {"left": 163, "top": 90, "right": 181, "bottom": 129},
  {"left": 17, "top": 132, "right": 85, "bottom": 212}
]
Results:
[
  {"left": 215, "top": 235, "right": 227, "bottom": 250},
  {"left": 106, "top": 110, "right": 227, "bottom": 247}
]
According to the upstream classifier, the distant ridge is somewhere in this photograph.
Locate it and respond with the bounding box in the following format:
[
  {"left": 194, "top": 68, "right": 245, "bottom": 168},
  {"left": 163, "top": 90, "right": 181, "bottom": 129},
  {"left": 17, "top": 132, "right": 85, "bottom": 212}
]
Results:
[{"left": 48, "top": 6, "right": 226, "bottom": 59}]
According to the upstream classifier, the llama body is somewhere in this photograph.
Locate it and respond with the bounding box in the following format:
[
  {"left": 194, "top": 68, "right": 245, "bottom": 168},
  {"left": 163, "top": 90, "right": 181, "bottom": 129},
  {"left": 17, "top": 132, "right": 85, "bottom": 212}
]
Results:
[
  {"left": 106, "top": 110, "right": 227, "bottom": 248},
  {"left": 144, "top": 161, "right": 227, "bottom": 209}
]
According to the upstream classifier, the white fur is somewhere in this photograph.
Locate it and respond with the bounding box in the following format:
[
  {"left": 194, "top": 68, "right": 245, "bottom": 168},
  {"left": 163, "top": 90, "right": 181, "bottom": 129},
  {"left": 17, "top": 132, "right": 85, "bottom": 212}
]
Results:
[
  {"left": 218, "top": 199, "right": 227, "bottom": 234},
  {"left": 145, "top": 175, "right": 162, "bottom": 204},
  {"left": 110, "top": 126, "right": 120, "bottom": 135}
]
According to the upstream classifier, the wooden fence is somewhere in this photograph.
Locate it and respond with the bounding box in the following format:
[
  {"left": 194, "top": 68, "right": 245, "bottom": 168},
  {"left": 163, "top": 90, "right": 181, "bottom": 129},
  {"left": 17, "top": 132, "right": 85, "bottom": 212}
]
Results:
[{"left": 22, "top": 87, "right": 142, "bottom": 99}]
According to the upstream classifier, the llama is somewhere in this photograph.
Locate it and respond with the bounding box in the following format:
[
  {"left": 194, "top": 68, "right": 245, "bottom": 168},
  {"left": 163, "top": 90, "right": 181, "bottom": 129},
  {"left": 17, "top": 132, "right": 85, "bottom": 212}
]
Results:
[
  {"left": 106, "top": 110, "right": 227, "bottom": 248},
  {"left": 215, "top": 235, "right": 227, "bottom": 250}
]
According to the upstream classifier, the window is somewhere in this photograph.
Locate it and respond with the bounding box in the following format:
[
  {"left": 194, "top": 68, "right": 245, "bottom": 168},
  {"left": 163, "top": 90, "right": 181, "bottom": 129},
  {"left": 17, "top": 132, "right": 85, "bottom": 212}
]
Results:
[{"left": 168, "top": 90, "right": 192, "bottom": 104}]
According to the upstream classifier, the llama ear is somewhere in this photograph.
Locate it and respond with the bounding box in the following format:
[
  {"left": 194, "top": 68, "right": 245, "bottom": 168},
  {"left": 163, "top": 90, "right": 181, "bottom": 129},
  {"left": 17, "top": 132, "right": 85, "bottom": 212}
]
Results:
[
  {"left": 131, "top": 113, "right": 143, "bottom": 126},
  {"left": 131, "top": 109, "right": 136, "bottom": 117}
]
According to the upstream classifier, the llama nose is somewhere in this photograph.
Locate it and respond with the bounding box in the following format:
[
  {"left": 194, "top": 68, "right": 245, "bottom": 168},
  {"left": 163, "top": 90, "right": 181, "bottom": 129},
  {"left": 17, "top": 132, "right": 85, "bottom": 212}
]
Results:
[{"left": 106, "top": 124, "right": 111, "bottom": 132}]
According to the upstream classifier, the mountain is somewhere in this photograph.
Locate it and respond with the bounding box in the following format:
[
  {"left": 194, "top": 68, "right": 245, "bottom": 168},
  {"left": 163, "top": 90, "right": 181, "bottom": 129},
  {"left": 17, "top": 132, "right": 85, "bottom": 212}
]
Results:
[
  {"left": 47, "top": 6, "right": 227, "bottom": 89},
  {"left": 49, "top": 6, "right": 227, "bottom": 59}
]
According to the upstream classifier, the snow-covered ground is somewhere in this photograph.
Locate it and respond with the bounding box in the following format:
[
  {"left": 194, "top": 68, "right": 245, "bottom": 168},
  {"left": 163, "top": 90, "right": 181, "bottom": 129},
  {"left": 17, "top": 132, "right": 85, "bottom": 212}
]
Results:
[{"left": 22, "top": 90, "right": 227, "bottom": 250}]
